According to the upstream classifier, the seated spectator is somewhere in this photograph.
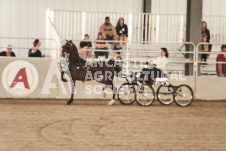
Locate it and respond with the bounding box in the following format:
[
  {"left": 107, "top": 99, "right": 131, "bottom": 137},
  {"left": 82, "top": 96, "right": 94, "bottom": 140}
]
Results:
[
  {"left": 79, "top": 34, "right": 92, "bottom": 59},
  {"left": 28, "top": 39, "right": 45, "bottom": 57},
  {"left": 0, "top": 44, "right": 15, "bottom": 57},
  {"left": 99, "top": 16, "right": 118, "bottom": 48},
  {"left": 94, "top": 32, "right": 109, "bottom": 59},
  {"left": 116, "top": 18, "right": 128, "bottom": 49},
  {"left": 216, "top": 45, "right": 226, "bottom": 77},
  {"left": 201, "top": 34, "right": 209, "bottom": 62}
]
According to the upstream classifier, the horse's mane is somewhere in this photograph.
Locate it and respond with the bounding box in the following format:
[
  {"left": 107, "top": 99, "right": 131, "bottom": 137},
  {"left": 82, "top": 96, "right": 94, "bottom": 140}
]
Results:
[
  {"left": 66, "top": 41, "right": 86, "bottom": 65},
  {"left": 65, "top": 41, "right": 121, "bottom": 73}
]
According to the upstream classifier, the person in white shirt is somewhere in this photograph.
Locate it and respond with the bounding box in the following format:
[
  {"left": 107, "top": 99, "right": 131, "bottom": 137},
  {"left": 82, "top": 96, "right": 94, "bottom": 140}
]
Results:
[{"left": 138, "top": 47, "right": 169, "bottom": 84}]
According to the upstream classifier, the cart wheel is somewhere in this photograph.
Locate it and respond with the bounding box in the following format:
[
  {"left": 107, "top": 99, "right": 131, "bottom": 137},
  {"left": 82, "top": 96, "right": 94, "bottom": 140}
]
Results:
[
  {"left": 117, "top": 83, "right": 136, "bottom": 105},
  {"left": 174, "top": 84, "right": 194, "bottom": 107},
  {"left": 136, "top": 84, "right": 155, "bottom": 106},
  {"left": 157, "top": 84, "right": 175, "bottom": 105}
]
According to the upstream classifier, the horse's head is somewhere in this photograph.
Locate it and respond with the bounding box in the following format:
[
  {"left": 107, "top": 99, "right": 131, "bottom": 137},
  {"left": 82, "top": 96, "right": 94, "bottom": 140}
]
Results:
[
  {"left": 62, "top": 40, "right": 73, "bottom": 55},
  {"left": 62, "top": 40, "right": 80, "bottom": 59}
]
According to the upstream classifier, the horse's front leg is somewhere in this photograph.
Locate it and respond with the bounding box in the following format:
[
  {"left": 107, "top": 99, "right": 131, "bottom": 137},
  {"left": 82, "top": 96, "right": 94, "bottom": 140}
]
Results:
[
  {"left": 66, "top": 80, "right": 76, "bottom": 105},
  {"left": 102, "top": 85, "right": 109, "bottom": 98}
]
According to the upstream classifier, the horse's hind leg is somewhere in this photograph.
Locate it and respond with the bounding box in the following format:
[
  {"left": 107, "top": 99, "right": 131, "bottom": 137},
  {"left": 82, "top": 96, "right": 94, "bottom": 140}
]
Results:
[
  {"left": 107, "top": 84, "right": 117, "bottom": 106},
  {"left": 66, "top": 80, "right": 76, "bottom": 105}
]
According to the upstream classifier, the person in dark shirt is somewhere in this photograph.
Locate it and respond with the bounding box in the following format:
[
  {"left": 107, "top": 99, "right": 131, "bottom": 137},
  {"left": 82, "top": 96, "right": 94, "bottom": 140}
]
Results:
[
  {"left": 79, "top": 34, "right": 92, "bottom": 59},
  {"left": 202, "top": 21, "right": 210, "bottom": 42},
  {"left": 94, "top": 32, "right": 109, "bottom": 59},
  {"left": 116, "top": 18, "right": 128, "bottom": 49},
  {"left": 202, "top": 21, "right": 212, "bottom": 53},
  {"left": 28, "top": 39, "right": 45, "bottom": 57},
  {"left": 0, "top": 44, "right": 16, "bottom": 57}
]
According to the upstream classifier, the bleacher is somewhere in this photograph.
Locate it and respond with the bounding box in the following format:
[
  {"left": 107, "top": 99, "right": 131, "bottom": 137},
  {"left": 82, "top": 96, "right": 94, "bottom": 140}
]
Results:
[
  {"left": 75, "top": 43, "right": 188, "bottom": 75},
  {"left": 199, "top": 45, "right": 220, "bottom": 76}
]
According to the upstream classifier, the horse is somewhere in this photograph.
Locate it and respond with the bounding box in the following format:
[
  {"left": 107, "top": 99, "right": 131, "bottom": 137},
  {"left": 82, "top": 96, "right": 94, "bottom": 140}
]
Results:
[{"left": 61, "top": 40, "right": 121, "bottom": 105}]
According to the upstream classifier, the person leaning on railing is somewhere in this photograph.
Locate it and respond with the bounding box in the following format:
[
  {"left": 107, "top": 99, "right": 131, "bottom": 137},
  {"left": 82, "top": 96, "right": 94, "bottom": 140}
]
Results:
[
  {"left": 216, "top": 45, "right": 226, "bottom": 77},
  {"left": 202, "top": 21, "right": 212, "bottom": 56},
  {"left": 0, "top": 44, "right": 16, "bottom": 57},
  {"left": 28, "top": 39, "right": 45, "bottom": 57},
  {"left": 116, "top": 17, "right": 128, "bottom": 50}
]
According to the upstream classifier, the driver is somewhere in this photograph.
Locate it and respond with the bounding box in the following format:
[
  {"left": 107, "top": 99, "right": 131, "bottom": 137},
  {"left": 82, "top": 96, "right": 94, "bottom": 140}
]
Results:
[{"left": 138, "top": 47, "right": 169, "bottom": 84}]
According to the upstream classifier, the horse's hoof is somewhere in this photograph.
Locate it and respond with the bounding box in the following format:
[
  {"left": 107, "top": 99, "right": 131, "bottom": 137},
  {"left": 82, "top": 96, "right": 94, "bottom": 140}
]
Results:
[
  {"left": 107, "top": 99, "right": 115, "bottom": 106},
  {"left": 102, "top": 92, "right": 106, "bottom": 98},
  {"left": 66, "top": 101, "right": 72, "bottom": 105}
]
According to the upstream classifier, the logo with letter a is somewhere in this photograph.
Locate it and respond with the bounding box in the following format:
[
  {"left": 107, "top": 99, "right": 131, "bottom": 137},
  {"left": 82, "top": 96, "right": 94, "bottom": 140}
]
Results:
[{"left": 2, "top": 60, "right": 39, "bottom": 97}]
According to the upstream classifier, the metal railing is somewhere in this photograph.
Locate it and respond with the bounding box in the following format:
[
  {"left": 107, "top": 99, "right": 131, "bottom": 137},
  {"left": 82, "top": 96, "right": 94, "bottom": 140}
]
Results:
[
  {"left": 196, "top": 42, "right": 226, "bottom": 77},
  {"left": 2, "top": 37, "right": 226, "bottom": 100},
  {"left": 48, "top": 9, "right": 186, "bottom": 43},
  {"left": 60, "top": 39, "right": 196, "bottom": 97},
  {"left": 0, "top": 37, "right": 59, "bottom": 58}
]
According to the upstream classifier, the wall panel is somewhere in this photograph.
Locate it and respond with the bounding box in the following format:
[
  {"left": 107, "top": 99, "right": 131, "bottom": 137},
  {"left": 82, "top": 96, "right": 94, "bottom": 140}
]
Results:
[
  {"left": 152, "top": 0, "right": 187, "bottom": 15},
  {"left": 3, "top": 0, "right": 226, "bottom": 56},
  {"left": 0, "top": 0, "right": 143, "bottom": 57}
]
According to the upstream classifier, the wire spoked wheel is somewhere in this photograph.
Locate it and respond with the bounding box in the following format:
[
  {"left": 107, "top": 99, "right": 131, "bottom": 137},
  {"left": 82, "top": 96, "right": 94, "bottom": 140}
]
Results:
[
  {"left": 136, "top": 84, "right": 155, "bottom": 106},
  {"left": 173, "top": 84, "right": 194, "bottom": 107},
  {"left": 157, "top": 84, "right": 175, "bottom": 105},
  {"left": 117, "top": 83, "right": 136, "bottom": 105}
]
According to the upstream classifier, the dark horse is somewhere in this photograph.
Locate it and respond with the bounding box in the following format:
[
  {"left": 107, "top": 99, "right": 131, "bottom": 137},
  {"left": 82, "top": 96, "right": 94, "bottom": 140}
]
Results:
[{"left": 62, "top": 40, "right": 120, "bottom": 105}]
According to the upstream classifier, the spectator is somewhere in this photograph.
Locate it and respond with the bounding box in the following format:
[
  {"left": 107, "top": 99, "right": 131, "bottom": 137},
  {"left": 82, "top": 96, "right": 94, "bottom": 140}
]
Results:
[
  {"left": 201, "top": 34, "right": 208, "bottom": 62},
  {"left": 138, "top": 48, "right": 169, "bottom": 84},
  {"left": 202, "top": 21, "right": 212, "bottom": 52},
  {"left": 79, "top": 34, "right": 92, "bottom": 59},
  {"left": 0, "top": 44, "right": 15, "bottom": 57},
  {"left": 94, "top": 32, "right": 109, "bottom": 59},
  {"left": 28, "top": 39, "right": 45, "bottom": 57},
  {"left": 216, "top": 45, "right": 226, "bottom": 77},
  {"left": 202, "top": 21, "right": 210, "bottom": 42},
  {"left": 99, "top": 16, "right": 118, "bottom": 48},
  {"left": 116, "top": 17, "right": 128, "bottom": 49}
]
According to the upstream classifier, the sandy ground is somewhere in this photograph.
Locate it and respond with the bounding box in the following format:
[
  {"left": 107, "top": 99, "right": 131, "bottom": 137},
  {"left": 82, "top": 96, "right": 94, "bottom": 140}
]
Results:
[{"left": 0, "top": 99, "right": 226, "bottom": 151}]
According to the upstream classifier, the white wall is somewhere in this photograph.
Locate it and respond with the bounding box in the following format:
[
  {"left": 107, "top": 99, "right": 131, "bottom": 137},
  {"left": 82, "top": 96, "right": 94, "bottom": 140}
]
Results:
[
  {"left": 0, "top": 0, "right": 143, "bottom": 56},
  {"left": 151, "top": 0, "right": 187, "bottom": 15},
  {"left": 203, "top": 0, "right": 226, "bottom": 16},
  {"left": 151, "top": 0, "right": 226, "bottom": 16},
  {"left": 1, "top": 0, "right": 226, "bottom": 57}
]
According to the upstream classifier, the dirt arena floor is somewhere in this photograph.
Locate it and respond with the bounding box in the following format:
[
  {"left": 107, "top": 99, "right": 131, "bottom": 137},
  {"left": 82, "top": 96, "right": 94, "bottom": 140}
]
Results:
[{"left": 0, "top": 99, "right": 226, "bottom": 151}]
